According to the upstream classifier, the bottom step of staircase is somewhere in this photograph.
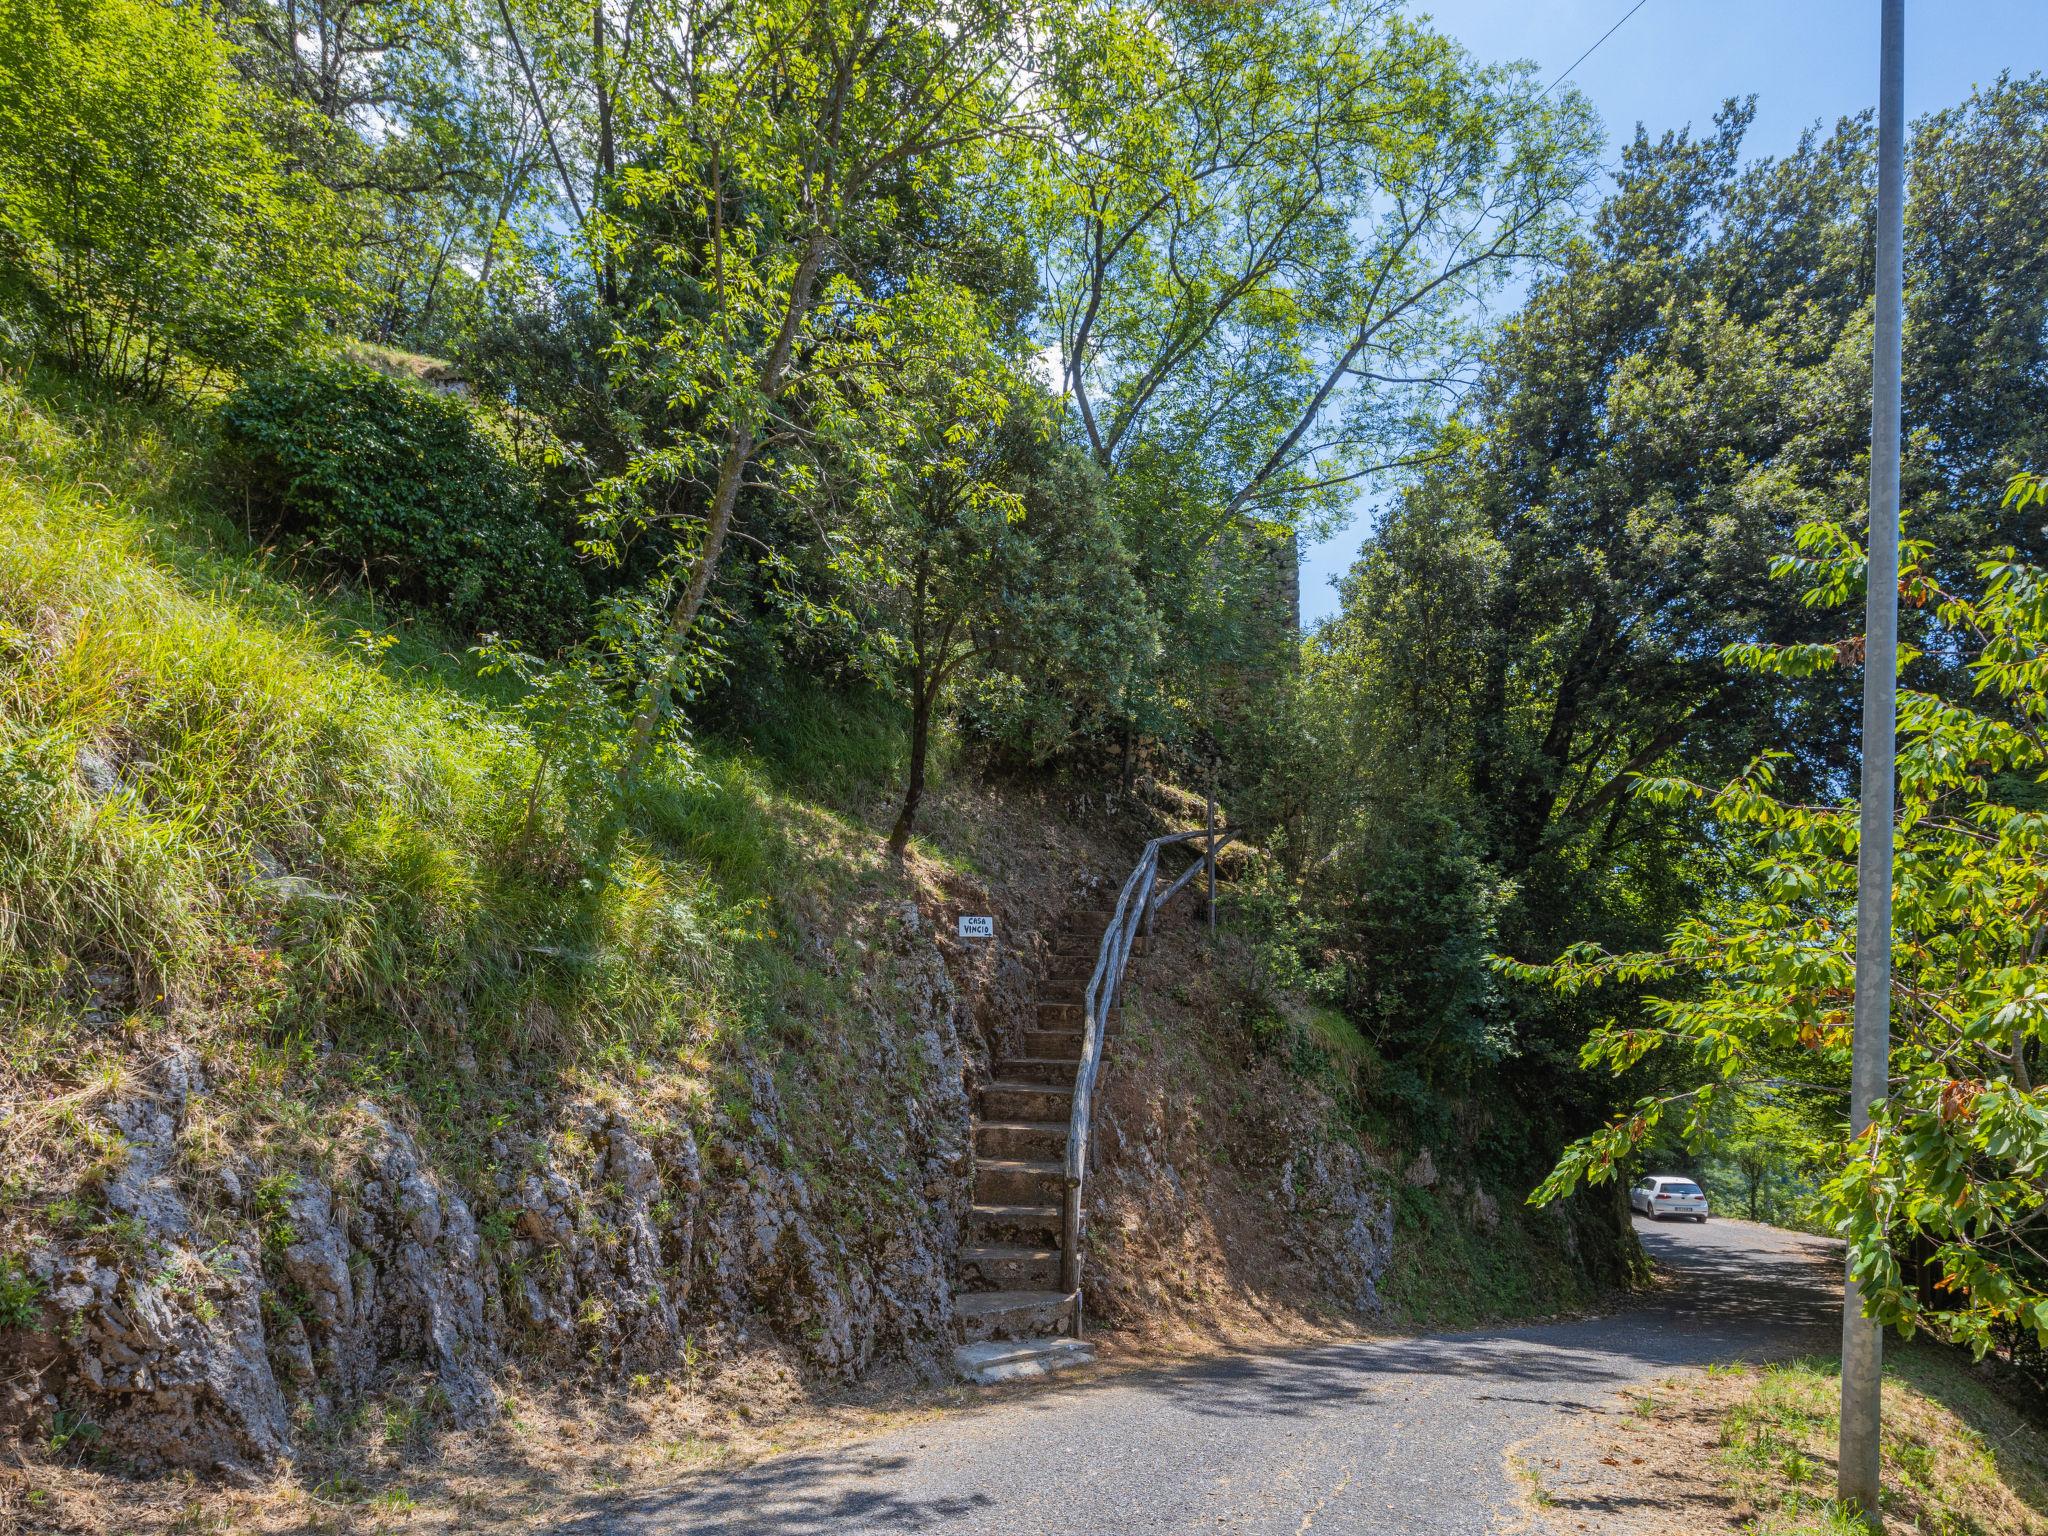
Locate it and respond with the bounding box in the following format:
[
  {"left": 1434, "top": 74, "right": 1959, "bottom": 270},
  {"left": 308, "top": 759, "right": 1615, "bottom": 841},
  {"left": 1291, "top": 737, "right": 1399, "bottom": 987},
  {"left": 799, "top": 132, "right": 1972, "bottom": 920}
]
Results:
[{"left": 952, "top": 1336, "right": 1096, "bottom": 1385}]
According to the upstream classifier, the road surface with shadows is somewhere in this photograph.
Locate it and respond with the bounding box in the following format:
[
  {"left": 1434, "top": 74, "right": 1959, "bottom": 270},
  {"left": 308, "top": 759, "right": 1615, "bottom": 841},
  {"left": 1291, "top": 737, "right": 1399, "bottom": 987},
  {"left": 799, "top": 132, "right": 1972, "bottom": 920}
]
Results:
[{"left": 570, "top": 1217, "right": 1839, "bottom": 1535}]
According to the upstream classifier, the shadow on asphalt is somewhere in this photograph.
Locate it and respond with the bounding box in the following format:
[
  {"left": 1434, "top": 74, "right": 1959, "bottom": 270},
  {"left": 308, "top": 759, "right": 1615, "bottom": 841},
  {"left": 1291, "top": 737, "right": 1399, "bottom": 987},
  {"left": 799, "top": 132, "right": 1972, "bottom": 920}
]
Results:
[
  {"left": 563, "top": 1219, "right": 1843, "bottom": 1534},
  {"left": 572, "top": 1451, "right": 999, "bottom": 1532}
]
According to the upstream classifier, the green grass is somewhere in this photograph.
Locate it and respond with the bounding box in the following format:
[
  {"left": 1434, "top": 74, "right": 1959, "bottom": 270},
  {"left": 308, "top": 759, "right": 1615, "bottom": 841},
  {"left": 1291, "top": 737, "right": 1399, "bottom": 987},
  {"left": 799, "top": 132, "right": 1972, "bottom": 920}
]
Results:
[
  {"left": 0, "top": 363, "right": 929, "bottom": 1197},
  {"left": 3, "top": 368, "right": 641, "bottom": 1063}
]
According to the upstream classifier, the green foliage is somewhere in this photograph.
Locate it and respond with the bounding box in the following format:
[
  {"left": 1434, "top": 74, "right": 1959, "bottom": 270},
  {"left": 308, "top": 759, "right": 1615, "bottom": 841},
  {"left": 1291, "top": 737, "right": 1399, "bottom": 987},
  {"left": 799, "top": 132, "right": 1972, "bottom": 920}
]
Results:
[
  {"left": 250, "top": 1172, "right": 300, "bottom": 1254},
  {"left": 47, "top": 1403, "right": 99, "bottom": 1458},
  {"left": 1026, "top": 0, "right": 1597, "bottom": 743},
  {"left": 1378, "top": 1179, "right": 1623, "bottom": 1328},
  {"left": 1699, "top": 1093, "right": 1834, "bottom": 1229},
  {"left": 0, "top": 1253, "right": 45, "bottom": 1329},
  {"left": 805, "top": 307, "right": 1152, "bottom": 847},
  {"left": 582, "top": 0, "right": 1039, "bottom": 778},
  {"left": 0, "top": 371, "right": 710, "bottom": 1065},
  {"left": 0, "top": 0, "right": 349, "bottom": 393},
  {"left": 1517, "top": 507, "right": 2048, "bottom": 1357},
  {"left": 219, "top": 356, "right": 586, "bottom": 646},
  {"left": 1291, "top": 80, "right": 2048, "bottom": 1204},
  {"left": 1300, "top": 797, "right": 1517, "bottom": 1077}
]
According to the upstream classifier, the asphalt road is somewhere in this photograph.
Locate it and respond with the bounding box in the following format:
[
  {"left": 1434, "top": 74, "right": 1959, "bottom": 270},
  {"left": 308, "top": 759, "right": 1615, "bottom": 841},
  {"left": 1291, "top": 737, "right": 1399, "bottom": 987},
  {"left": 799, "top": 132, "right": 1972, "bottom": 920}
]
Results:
[{"left": 576, "top": 1217, "right": 1842, "bottom": 1535}]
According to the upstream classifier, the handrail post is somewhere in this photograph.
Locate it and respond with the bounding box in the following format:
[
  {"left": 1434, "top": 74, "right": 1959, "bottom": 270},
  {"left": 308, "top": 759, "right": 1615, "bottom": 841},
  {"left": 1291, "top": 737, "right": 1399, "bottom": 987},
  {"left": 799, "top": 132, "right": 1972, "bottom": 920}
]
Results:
[
  {"left": 1060, "top": 1179, "right": 1080, "bottom": 1297},
  {"left": 1205, "top": 790, "right": 1218, "bottom": 934}
]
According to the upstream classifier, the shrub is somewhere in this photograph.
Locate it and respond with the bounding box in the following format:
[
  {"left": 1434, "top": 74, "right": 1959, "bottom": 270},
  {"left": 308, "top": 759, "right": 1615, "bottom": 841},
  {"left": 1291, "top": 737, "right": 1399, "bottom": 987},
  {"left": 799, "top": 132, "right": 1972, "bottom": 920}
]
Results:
[
  {"left": 219, "top": 356, "right": 586, "bottom": 645},
  {"left": 0, "top": 0, "right": 349, "bottom": 394},
  {"left": 0, "top": 1254, "right": 44, "bottom": 1329}
]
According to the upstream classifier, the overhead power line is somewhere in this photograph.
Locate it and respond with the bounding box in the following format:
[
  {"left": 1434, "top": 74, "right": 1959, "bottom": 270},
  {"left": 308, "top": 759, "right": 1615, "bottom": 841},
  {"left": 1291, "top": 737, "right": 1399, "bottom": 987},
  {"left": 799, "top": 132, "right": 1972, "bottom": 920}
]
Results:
[{"left": 1546, "top": 0, "right": 1657, "bottom": 96}]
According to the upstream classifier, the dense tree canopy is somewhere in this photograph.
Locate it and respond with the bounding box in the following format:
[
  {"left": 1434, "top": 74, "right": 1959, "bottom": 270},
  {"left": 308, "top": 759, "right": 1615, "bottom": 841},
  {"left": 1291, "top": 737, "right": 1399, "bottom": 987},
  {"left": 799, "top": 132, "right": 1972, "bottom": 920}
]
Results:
[{"left": 1290, "top": 77, "right": 2048, "bottom": 1350}]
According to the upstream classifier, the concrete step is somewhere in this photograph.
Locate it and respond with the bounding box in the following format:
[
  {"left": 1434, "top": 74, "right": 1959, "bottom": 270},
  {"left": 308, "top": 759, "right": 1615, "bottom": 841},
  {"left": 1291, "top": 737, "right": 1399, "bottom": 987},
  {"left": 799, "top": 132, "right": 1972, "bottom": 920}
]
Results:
[
  {"left": 976, "top": 1120, "right": 1068, "bottom": 1160},
  {"left": 1035, "top": 999, "right": 1085, "bottom": 1028},
  {"left": 980, "top": 1082, "right": 1072, "bottom": 1120},
  {"left": 1023, "top": 1028, "right": 1084, "bottom": 1060},
  {"left": 953, "top": 1336, "right": 1095, "bottom": 1385},
  {"left": 1046, "top": 953, "right": 1095, "bottom": 980},
  {"left": 969, "top": 1202, "right": 1062, "bottom": 1243},
  {"left": 975, "top": 1156, "right": 1063, "bottom": 1205},
  {"left": 958, "top": 1242, "right": 1061, "bottom": 1290},
  {"left": 990, "top": 1056, "right": 1077, "bottom": 1086},
  {"left": 1039, "top": 976, "right": 1087, "bottom": 1003},
  {"left": 955, "top": 1287, "right": 1078, "bottom": 1343}
]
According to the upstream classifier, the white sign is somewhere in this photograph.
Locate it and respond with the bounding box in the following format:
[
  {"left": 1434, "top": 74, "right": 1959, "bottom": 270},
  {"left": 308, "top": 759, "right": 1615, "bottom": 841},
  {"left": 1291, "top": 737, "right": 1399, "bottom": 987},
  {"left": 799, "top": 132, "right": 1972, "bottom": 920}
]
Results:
[{"left": 957, "top": 915, "right": 995, "bottom": 939}]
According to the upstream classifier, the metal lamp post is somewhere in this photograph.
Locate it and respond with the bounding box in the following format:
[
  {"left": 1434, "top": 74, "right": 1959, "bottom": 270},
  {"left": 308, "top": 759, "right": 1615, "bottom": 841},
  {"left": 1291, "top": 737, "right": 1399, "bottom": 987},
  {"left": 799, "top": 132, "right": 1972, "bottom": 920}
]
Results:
[{"left": 1839, "top": 0, "right": 1905, "bottom": 1517}]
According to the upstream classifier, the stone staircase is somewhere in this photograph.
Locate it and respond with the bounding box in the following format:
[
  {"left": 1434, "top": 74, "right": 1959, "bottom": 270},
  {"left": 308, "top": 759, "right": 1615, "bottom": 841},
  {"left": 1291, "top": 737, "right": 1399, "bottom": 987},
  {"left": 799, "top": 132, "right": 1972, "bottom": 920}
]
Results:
[{"left": 950, "top": 902, "right": 1136, "bottom": 1384}]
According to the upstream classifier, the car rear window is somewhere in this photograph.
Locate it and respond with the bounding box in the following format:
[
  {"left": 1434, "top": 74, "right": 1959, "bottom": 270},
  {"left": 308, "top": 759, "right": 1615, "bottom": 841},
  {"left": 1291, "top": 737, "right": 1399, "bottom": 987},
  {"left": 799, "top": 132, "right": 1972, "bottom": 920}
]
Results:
[{"left": 1660, "top": 1182, "right": 1703, "bottom": 1197}]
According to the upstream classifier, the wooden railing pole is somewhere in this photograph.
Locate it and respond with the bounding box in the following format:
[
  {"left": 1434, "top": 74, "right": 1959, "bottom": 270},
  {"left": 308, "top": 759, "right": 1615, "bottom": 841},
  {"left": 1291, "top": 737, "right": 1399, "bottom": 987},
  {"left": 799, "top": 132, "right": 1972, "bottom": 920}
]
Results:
[
  {"left": 1060, "top": 1183, "right": 1080, "bottom": 1299},
  {"left": 1059, "top": 827, "right": 1226, "bottom": 1334},
  {"left": 1205, "top": 789, "right": 1218, "bottom": 934}
]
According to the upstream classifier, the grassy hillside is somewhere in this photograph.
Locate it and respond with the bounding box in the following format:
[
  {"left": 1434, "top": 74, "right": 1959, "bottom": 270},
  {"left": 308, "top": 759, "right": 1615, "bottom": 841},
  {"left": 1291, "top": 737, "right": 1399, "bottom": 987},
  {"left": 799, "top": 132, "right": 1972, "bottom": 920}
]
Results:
[
  {"left": 1, "top": 366, "right": 903, "bottom": 1085},
  {"left": 0, "top": 368, "right": 1639, "bottom": 1514},
  {"left": 0, "top": 367, "right": 1106, "bottom": 1473}
]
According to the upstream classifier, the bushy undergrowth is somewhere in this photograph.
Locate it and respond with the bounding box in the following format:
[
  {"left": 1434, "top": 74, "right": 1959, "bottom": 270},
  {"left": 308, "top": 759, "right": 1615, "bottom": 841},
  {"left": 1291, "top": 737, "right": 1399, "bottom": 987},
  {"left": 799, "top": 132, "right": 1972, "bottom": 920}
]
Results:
[
  {"left": 1376, "top": 1178, "right": 1630, "bottom": 1328},
  {"left": 218, "top": 355, "right": 586, "bottom": 646}
]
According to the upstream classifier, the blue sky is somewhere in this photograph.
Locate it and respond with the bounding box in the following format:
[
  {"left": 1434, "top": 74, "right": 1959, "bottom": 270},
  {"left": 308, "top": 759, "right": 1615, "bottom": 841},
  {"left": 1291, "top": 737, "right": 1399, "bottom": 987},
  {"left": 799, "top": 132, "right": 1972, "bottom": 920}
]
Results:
[{"left": 1297, "top": 0, "right": 2048, "bottom": 626}]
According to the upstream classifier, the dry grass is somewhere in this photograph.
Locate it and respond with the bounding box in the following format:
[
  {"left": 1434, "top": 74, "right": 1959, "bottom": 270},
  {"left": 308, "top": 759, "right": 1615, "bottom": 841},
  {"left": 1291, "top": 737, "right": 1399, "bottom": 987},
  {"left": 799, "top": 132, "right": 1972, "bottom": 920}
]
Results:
[{"left": 1514, "top": 1349, "right": 2048, "bottom": 1536}]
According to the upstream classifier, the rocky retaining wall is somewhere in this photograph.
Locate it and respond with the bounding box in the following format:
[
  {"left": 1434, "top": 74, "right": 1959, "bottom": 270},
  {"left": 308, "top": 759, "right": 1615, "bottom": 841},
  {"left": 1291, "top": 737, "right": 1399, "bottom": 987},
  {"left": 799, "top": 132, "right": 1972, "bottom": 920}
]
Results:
[{"left": 0, "top": 905, "right": 980, "bottom": 1480}]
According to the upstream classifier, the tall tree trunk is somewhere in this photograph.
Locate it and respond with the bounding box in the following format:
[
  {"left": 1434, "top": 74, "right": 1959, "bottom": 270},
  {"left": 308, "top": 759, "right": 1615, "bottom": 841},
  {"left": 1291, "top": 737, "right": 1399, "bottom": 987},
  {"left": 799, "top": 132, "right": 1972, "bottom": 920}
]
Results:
[
  {"left": 593, "top": 0, "right": 618, "bottom": 306},
  {"left": 618, "top": 428, "right": 750, "bottom": 778},
  {"left": 495, "top": 0, "right": 586, "bottom": 227},
  {"left": 890, "top": 673, "right": 934, "bottom": 856}
]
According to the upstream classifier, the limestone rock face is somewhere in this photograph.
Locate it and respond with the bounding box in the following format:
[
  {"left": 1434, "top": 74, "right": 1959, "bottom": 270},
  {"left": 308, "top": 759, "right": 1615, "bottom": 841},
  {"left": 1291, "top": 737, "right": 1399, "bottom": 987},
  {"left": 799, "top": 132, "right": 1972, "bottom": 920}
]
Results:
[
  {"left": 1, "top": 904, "right": 980, "bottom": 1481},
  {"left": 34, "top": 1240, "right": 289, "bottom": 1487},
  {"left": 1273, "top": 1127, "right": 1397, "bottom": 1314},
  {"left": 1404, "top": 1147, "right": 1439, "bottom": 1188},
  {"left": 693, "top": 902, "right": 973, "bottom": 1377},
  {"left": 6, "top": 1057, "right": 503, "bottom": 1479}
]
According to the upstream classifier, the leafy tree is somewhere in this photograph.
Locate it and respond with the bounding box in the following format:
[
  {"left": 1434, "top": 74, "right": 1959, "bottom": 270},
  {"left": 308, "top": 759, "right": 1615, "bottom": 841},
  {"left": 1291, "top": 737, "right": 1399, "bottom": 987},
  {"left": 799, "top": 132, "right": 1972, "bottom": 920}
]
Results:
[
  {"left": 220, "top": 0, "right": 567, "bottom": 345},
  {"left": 1292, "top": 82, "right": 2048, "bottom": 1127},
  {"left": 1516, "top": 505, "right": 2048, "bottom": 1358},
  {"left": 589, "top": 0, "right": 1037, "bottom": 782},
  {"left": 0, "top": 0, "right": 349, "bottom": 393},
  {"left": 1707, "top": 1093, "right": 1832, "bottom": 1225},
  {"left": 1025, "top": 0, "right": 1597, "bottom": 764},
  {"left": 814, "top": 324, "right": 1148, "bottom": 852},
  {"left": 1032, "top": 0, "right": 1595, "bottom": 529}
]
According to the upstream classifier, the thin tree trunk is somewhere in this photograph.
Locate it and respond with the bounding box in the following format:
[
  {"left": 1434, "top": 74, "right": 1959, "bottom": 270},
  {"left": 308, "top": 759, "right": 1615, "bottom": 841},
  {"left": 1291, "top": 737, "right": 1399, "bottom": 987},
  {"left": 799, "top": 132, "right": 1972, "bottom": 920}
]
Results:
[
  {"left": 495, "top": 0, "right": 586, "bottom": 228},
  {"left": 618, "top": 428, "right": 751, "bottom": 776},
  {"left": 889, "top": 678, "right": 934, "bottom": 856},
  {"left": 593, "top": 0, "right": 618, "bottom": 306}
]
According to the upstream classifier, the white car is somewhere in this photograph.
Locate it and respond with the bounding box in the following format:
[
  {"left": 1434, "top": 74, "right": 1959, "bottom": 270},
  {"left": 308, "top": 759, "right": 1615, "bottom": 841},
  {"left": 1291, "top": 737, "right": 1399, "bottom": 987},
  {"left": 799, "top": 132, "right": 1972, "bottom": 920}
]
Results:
[{"left": 1630, "top": 1175, "right": 1709, "bottom": 1222}]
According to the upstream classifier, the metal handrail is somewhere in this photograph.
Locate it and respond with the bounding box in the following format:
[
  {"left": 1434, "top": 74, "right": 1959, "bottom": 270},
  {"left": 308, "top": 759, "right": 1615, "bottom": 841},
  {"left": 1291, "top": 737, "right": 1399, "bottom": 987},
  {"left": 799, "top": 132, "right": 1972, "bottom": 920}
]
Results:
[{"left": 1058, "top": 825, "right": 1232, "bottom": 1315}]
